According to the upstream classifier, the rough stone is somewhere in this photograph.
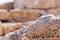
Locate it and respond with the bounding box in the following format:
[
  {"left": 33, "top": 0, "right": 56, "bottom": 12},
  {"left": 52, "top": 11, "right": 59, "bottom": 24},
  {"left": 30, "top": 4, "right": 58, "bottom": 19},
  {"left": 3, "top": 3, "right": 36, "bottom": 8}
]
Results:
[
  {"left": 9, "top": 9, "right": 41, "bottom": 22},
  {"left": 14, "top": 0, "right": 55, "bottom": 9}
]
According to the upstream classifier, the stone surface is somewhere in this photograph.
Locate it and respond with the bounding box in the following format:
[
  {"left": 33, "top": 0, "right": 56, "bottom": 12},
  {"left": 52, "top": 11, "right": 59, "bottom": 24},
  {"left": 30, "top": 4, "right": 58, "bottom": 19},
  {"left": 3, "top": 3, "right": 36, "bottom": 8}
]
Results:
[
  {"left": 47, "top": 9, "right": 58, "bottom": 16},
  {"left": 0, "top": 2, "right": 14, "bottom": 10},
  {"left": 9, "top": 9, "right": 41, "bottom": 22},
  {"left": 2, "top": 23, "right": 22, "bottom": 35},
  {"left": 0, "top": 10, "right": 9, "bottom": 20},
  {"left": 0, "top": 23, "right": 23, "bottom": 36},
  {"left": 14, "top": 0, "right": 55, "bottom": 9},
  {"left": 55, "top": 0, "right": 60, "bottom": 7},
  {"left": 47, "top": 8, "right": 60, "bottom": 16},
  {"left": 0, "top": 22, "right": 4, "bottom": 36}
]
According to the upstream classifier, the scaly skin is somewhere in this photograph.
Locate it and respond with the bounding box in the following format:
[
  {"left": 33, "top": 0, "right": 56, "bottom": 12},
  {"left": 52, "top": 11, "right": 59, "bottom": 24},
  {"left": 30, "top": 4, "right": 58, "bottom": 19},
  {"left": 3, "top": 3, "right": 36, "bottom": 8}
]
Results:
[{"left": 4, "top": 14, "right": 60, "bottom": 40}]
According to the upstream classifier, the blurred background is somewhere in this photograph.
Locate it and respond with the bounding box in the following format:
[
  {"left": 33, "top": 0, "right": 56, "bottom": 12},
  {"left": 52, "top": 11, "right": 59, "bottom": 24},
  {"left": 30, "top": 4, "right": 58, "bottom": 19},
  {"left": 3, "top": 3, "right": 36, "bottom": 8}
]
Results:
[{"left": 0, "top": 0, "right": 13, "bottom": 4}]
